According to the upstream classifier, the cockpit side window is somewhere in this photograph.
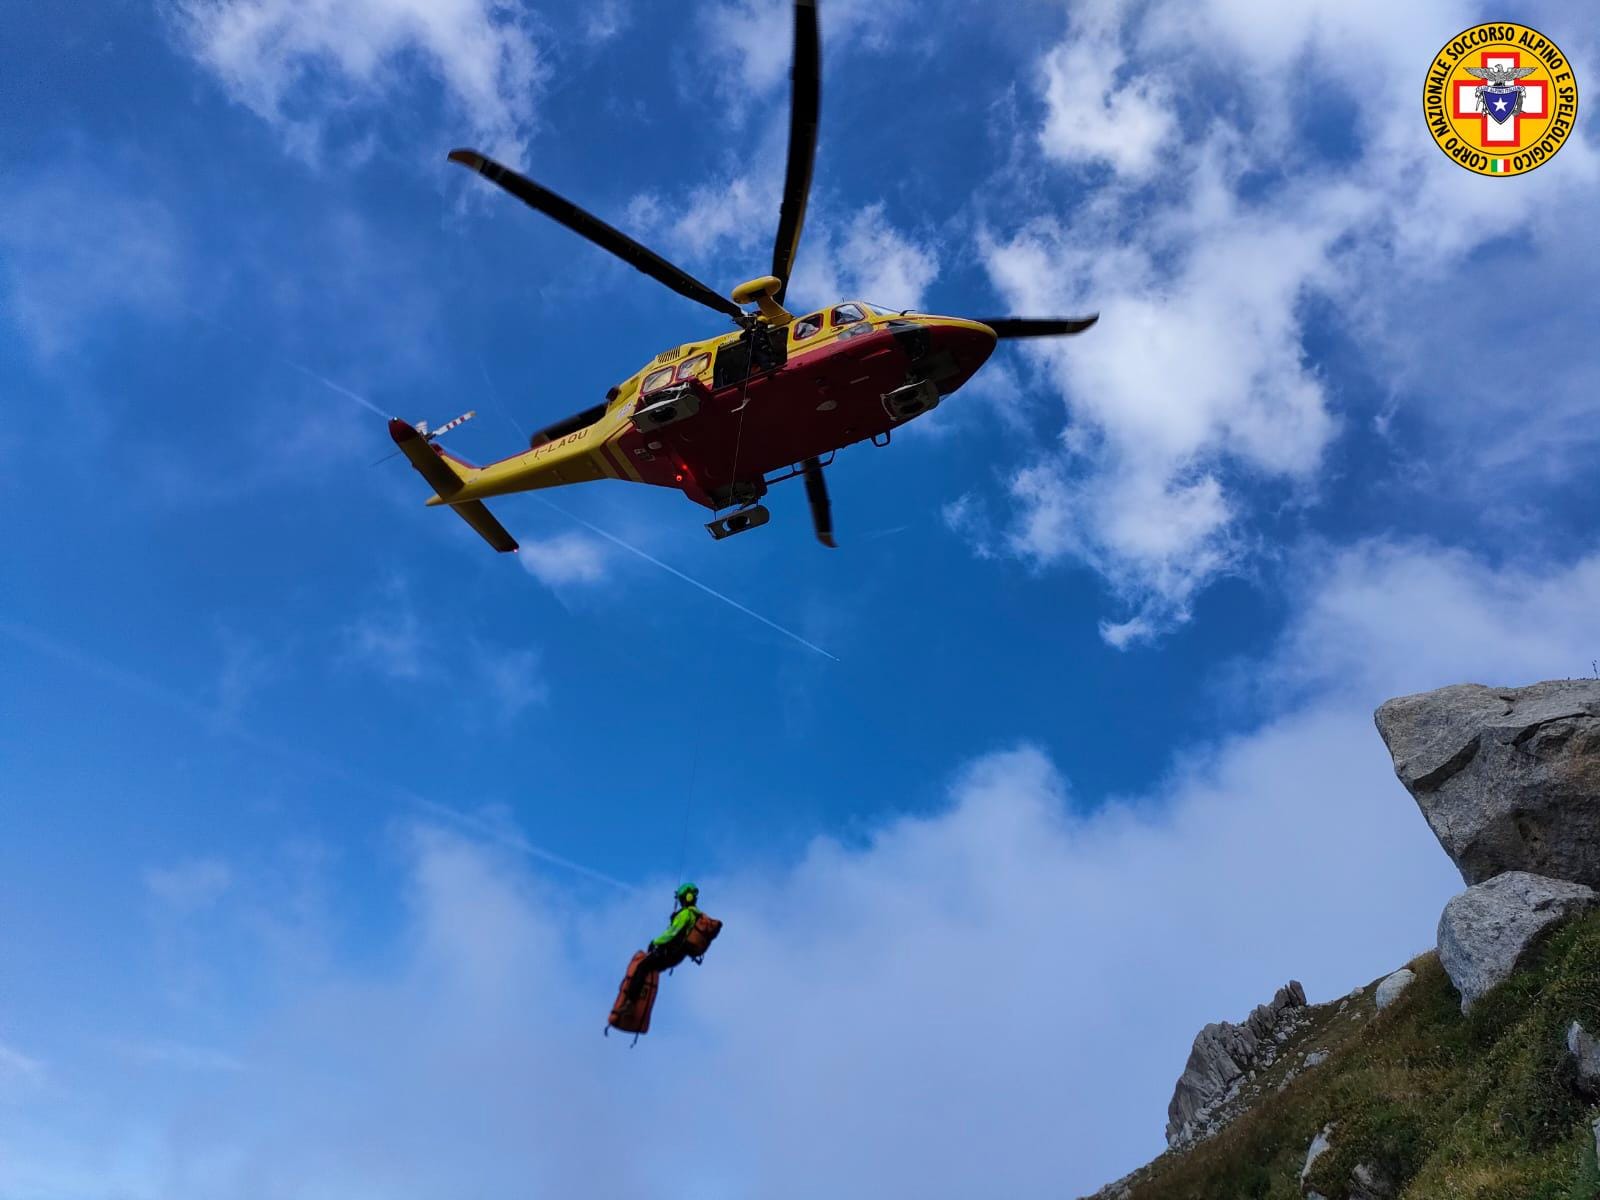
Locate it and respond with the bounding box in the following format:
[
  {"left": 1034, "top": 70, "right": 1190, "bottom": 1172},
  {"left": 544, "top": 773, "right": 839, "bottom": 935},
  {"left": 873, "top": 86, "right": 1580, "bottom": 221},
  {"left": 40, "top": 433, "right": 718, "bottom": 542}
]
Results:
[
  {"left": 792, "top": 313, "right": 824, "bottom": 341},
  {"left": 831, "top": 303, "right": 865, "bottom": 326},
  {"left": 675, "top": 352, "right": 711, "bottom": 381}
]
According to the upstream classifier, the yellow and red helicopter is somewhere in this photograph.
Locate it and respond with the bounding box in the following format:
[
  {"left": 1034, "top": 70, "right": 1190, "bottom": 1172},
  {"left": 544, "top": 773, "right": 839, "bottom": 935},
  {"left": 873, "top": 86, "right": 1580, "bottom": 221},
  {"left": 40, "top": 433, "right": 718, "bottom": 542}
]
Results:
[{"left": 392, "top": 0, "right": 1096, "bottom": 552}]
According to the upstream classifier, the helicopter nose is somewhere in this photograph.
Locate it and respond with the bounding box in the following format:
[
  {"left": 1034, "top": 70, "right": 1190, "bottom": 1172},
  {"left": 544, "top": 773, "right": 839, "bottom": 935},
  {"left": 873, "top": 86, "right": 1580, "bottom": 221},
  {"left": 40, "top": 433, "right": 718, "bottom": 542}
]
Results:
[{"left": 932, "top": 319, "right": 997, "bottom": 375}]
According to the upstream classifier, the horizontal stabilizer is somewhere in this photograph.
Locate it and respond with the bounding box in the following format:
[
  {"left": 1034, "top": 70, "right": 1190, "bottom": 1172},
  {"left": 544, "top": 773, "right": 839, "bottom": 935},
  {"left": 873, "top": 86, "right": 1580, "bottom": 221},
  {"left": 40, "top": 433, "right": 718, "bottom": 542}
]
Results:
[
  {"left": 388, "top": 418, "right": 519, "bottom": 554},
  {"left": 451, "top": 500, "right": 518, "bottom": 553}
]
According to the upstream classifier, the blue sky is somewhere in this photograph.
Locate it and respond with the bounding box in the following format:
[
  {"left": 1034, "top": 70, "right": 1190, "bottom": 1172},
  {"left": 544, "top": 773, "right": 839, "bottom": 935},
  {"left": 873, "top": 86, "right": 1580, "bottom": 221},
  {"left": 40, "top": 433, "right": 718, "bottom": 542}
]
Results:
[{"left": 4, "top": 1, "right": 1599, "bottom": 1196}]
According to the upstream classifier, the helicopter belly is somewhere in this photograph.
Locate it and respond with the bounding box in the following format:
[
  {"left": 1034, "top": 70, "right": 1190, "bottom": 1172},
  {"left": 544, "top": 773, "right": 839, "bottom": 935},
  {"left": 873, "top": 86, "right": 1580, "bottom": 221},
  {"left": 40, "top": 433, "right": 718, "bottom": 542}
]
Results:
[{"left": 604, "top": 321, "right": 993, "bottom": 506}]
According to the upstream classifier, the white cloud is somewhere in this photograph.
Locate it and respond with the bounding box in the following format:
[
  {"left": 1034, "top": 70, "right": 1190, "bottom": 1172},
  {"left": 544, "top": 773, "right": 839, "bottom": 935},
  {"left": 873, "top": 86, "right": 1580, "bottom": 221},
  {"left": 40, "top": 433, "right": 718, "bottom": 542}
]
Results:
[
  {"left": 1271, "top": 539, "right": 1600, "bottom": 703},
  {"left": 787, "top": 203, "right": 940, "bottom": 313},
  {"left": 698, "top": 0, "right": 918, "bottom": 100},
  {"left": 167, "top": 0, "right": 545, "bottom": 161},
  {"left": 145, "top": 859, "right": 235, "bottom": 912},
  {"left": 19, "top": 538, "right": 1598, "bottom": 1198},
  {"left": 470, "top": 643, "right": 547, "bottom": 723},
  {"left": 971, "top": 0, "right": 1600, "bottom": 643},
  {"left": 629, "top": 167, "right": 939, "bottom": 316},
  {"left": 1038, "top": 35, "right": 1175, "bottom": 179},
  {"left": 0, "top": 169, "right": 185, "bottom": 359},
  {"left": 342, "top": 604, "right": 427, "bottom": 681},
  {"left": 940, "top": 492, "right": 999, "bottom": 558},
  {"left": 517, "top": 531, "right": 609, "bottom": 587},
  {"left": 628, "top": 174, "right": 776, "bottom": 267}
]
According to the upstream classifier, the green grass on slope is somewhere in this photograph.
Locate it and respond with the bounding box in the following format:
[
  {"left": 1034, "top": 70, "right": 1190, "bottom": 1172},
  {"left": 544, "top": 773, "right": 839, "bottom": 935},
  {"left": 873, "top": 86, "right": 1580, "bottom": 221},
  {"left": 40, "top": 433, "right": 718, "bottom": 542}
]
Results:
[{"left": 1122, "top": 910, "right": 1600, "bottom": 1200}]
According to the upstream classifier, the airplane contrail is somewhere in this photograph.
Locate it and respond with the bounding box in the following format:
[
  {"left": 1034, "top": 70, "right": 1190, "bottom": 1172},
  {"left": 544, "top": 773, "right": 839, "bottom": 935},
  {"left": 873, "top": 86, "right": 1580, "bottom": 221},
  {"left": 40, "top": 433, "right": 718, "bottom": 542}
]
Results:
[
  {"left": 0, "top": 618, "right": 627, "bottom": 889},
  {"left": 280, "top": 359, "right": 393, "bottom": 420},
  {"left": 532, "top": 497, "right": 840, "bottom": 663},
  {"left": 182, "top": 304, "right": 394, "bottom": 420},
  {"left": 412, "top": 799, "right": 633, "bottom": 891}
]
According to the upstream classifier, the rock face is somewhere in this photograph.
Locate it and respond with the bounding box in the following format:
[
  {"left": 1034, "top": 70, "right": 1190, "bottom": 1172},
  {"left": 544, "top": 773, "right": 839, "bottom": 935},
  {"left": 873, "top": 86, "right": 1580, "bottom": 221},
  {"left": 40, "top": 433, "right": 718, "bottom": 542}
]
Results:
[
  {"left": 1436, "top": 871, "right": 1598, "bottom": 1011},
  {"left": 1567, "top": 1021, "right": 1600, "bottom": 1098},
  {"left": 1374, "top": 968, "right": 1416, "bottom": 1011},
  {"left": 1300, "top": 1123, "right": 1334, "bottom": 1198},
  {"left": 1375, "top": 680, "right": 1600, "bottom": 886},
  {"left": 1165, "top": 981, "right": 1308, "bottom": 1148},
  {"left": 1300, "top": 1124, "right": 1394, "bottom": 1200}
]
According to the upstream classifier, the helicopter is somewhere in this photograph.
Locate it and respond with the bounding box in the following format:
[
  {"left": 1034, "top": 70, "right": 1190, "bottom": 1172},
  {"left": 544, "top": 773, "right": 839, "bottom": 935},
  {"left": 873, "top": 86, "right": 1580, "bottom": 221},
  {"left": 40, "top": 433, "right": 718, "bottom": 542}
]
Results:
[{"left": 391, "top": 0, "right": 1096, "bottom": 553}]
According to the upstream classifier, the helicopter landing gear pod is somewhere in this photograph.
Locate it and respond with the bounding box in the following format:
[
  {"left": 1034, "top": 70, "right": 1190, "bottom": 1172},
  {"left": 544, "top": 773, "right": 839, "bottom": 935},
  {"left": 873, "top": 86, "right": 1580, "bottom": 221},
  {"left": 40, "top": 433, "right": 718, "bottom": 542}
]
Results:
[
  {"left": 882, "top": 379, "right": 941, "bottom": 422},
  {"left": 705, "top": 505, "right": 771, "bottom": 541}
]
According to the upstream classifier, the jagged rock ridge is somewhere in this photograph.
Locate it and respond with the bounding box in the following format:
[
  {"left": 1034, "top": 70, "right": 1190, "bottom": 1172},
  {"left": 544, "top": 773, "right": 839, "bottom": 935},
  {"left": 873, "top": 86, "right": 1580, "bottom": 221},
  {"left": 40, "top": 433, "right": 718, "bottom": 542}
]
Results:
[{"left": 1165, "top": 981, "right": 1308, "bottom": 1149}]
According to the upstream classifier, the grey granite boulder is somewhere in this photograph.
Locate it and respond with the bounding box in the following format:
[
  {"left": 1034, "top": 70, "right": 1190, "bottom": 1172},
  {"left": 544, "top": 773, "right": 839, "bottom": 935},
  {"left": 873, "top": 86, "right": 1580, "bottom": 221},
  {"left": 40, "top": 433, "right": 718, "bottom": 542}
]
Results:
[
  {"left": 1567, "top": 1021, "right": 1600, "bottom": 1098},
  {"left": 1374, "top": 968, "right": 1416, "bottom": 1011},
  {"left": 1300, "top": 1124, "right": 1394, "bottom": 1200},
  {"left": 1436, "top": 871, "right": 1598, "bottom": 1012},
  {"left": 1166, "top": 981, "right": 1306, "bottom": 1147},
  {"left": 1300, "top": 1123, "right": 1334, "bottom": 1198},
  {"left": 1375, "top": 680, "right": 1600, "bottom": 886}
]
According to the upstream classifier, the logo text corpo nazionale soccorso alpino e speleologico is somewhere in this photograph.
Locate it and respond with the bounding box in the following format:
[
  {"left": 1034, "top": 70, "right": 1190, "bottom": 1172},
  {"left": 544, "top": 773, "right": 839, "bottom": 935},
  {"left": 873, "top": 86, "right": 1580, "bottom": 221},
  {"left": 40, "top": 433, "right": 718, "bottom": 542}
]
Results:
[{"left": 1425, "top": 23, "right": 1578, "bottom": 176}]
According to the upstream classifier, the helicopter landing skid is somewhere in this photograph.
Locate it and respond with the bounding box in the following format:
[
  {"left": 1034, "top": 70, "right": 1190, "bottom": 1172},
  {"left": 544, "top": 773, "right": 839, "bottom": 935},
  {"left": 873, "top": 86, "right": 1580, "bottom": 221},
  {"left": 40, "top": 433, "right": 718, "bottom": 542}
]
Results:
[{"left": 705, "top": 505, "right": 771, "bottom": 541}]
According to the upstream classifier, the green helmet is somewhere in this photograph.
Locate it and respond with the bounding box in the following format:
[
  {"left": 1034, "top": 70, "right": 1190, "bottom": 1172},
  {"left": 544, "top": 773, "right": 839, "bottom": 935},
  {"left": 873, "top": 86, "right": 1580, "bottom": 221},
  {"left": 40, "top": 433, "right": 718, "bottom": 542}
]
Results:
[{"left": 675, "top": 882, "right": 699, "bottom": 903}]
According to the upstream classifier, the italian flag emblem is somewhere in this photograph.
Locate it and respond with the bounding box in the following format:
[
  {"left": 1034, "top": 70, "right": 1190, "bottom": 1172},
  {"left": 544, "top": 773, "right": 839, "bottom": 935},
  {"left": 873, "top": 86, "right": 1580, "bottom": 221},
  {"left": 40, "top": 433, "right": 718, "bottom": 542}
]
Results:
[{"left": 1489, "top": 158, "right": 1510, "bottom": 173}]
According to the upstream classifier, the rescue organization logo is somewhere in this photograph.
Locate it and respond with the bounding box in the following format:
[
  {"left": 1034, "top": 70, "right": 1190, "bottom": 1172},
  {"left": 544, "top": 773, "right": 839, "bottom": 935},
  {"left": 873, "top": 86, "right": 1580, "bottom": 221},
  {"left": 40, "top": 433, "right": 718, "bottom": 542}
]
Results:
[{"left": 1424, "top": 23, "right": 1578, "bottom": 176}]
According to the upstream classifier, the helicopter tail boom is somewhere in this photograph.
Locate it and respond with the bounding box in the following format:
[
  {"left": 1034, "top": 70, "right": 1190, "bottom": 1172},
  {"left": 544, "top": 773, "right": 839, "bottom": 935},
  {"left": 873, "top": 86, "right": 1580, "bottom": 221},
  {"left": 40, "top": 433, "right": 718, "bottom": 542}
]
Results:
[{"left": 388, "top": 418, "right": 519, "bottom": 553}]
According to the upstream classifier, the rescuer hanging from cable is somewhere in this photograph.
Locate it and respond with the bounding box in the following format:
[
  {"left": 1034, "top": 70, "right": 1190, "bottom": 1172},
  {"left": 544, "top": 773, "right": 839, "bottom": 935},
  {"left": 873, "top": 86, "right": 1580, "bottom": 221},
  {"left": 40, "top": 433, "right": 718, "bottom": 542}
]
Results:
[{"left": 608, "top": 882, "right": 722, "bottom": 1037}]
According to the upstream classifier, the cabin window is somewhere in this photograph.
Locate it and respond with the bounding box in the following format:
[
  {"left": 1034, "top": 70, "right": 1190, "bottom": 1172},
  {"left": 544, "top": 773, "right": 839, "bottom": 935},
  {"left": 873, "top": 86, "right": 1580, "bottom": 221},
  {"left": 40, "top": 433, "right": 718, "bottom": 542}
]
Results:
[
  {"left": 675, "top": 353, "right": 711, "bottom": 381},
  {"left": 712, "top": 327, "right": 788, "bottom": 389},
  {"left": 792, "top": 313, "right": 824, "bottom": 341},
  {"left": 642, "top": 366, "right": 675, "bottom": 392},
  {"left": 831, "top": 303, "right": 865, "bottom": 327}
]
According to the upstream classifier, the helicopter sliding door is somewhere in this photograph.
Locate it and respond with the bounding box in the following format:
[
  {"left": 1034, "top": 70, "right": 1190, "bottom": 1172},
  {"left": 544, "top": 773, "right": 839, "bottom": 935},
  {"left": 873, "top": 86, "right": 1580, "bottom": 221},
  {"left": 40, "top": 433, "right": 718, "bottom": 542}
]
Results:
[{"left": 712, "top": 327, "right": 788, "bottom": 390}]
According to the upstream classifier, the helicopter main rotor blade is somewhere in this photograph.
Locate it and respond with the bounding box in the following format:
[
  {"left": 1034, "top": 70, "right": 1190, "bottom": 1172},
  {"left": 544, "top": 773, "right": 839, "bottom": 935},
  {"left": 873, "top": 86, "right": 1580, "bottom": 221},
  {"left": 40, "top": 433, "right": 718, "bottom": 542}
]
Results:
[
  {"left": 770, "top": 0, "right": 821, "bottom": 306},
  {"left": 801, "top": 455, "right": 836, "bottom": 549},
  {"left": 448, "top": 149, "right": 746, "bottom": 321},
  {"left": 978, "top": 316, "right": 1100, "bottom": 338}
]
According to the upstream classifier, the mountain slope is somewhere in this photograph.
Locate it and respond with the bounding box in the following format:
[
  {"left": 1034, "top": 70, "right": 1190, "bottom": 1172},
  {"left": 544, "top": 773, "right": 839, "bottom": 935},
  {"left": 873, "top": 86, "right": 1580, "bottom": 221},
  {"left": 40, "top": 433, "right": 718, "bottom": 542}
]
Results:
[{"left": 1088, "top": 911, "right": 1600, "bottom": 1199}]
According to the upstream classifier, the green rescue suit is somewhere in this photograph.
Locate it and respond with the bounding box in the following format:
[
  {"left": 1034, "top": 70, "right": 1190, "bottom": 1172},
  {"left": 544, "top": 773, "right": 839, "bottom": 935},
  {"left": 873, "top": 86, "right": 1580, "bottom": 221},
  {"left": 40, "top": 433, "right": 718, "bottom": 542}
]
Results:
[{"left": 625, "top": 883, "right": 701, "bottom": 1000}]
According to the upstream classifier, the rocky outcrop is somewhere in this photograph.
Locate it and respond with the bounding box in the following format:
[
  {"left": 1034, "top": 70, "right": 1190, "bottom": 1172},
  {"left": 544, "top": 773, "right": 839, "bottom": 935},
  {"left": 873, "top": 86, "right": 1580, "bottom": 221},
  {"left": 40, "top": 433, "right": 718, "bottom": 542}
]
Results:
[
  {"left": 1165, "top": 981, "right": 1308, "bottom": 1148},
  {"left": 1566, "top": 1021, "right": 1600, "bottom": 1098},
  {"left": 1300, "top": 1123, "right": 1334, "bottom": 1198},
  {"left": 1299, "top": 1124, "right": 1395, "bottom": 1200},
  {"left": 1374, "top": 968, "right": 1415, "bottom": 1011},
  {"left": 1375, "top": 680, "right": 1600, "bottom": 886},
  {"left": 1436, "top": 871, "right": 1598, "bottom": 1011}
]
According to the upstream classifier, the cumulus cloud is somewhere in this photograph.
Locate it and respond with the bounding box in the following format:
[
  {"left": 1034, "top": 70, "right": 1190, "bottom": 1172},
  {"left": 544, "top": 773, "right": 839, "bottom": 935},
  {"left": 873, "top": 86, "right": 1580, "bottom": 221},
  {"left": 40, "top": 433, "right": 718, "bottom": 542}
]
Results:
[
  {"left": 627, "top": 173, "right": 777, "bottom": 267},
  {"left": 1038, "top": 34, "right": 1175, "bottom": 179},
  {"left": 166, "top": 0, "right": 545, "bottom": 161},
  {"left": 698, "top": 0, "right": 918, "bottom": 100},
  {"left": 517, "top": 532, "right": 609, "bottom": 587},
  {"left": 970, "top": 0, "right": 1600, "bottom": 643},
  {"left": 16, "top": 538, "right": 1599, "bottom": 1198},
  {"left": 786, "top": 203, "right": 940, "bottom": 312},
  {"left": 631, "top": 167, "right": 940, "bottom": 317}
]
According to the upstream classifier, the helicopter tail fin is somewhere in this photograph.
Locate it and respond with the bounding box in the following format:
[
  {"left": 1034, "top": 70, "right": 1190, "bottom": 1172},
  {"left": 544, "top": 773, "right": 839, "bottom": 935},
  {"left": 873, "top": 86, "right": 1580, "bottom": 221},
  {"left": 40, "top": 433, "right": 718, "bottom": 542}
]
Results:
[{"left": 388, "top": 418, "right": 519, "bottom": 554}]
